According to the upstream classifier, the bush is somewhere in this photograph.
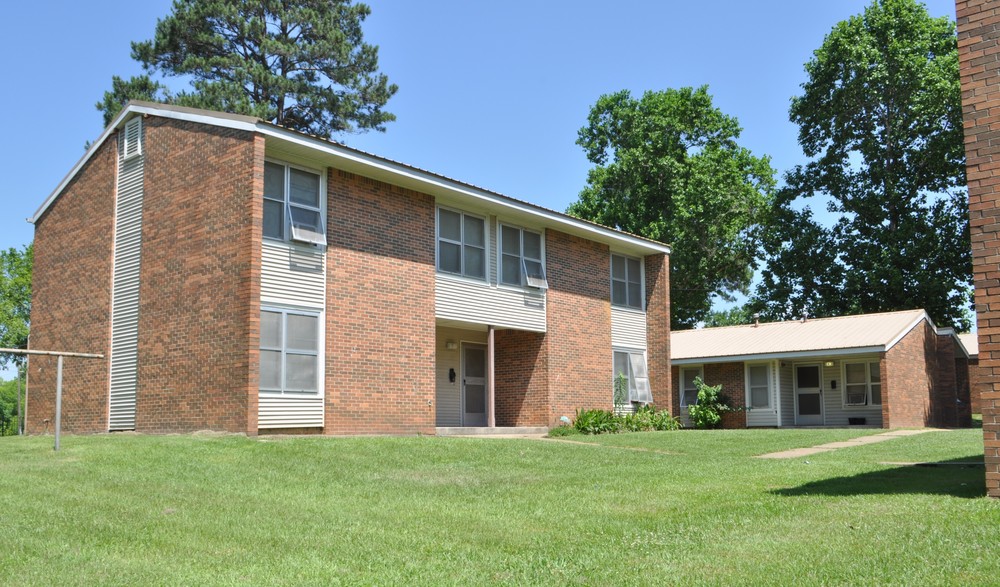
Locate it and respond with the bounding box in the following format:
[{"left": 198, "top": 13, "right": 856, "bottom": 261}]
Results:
[
  {"left": 687, "top": 377, "right": 733, "bottom": 429},
  {"left": 572, "top": 405, "right": 679, "bottom": 435}
]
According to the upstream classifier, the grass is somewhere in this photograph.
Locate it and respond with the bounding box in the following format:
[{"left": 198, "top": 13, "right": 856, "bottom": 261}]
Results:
[{"left": 0, "top": 428, "right": 996, "bottom": 586}]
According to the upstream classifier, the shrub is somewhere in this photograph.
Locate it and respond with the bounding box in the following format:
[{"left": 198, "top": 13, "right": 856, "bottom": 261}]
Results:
[
  {"left": 574, "top": 408, "right": 621, "bottom": 435},
  {"left": 572, "top": 405, "right": 679, "bottom": 435},
  {"left": 687, "top": 377, "right": 732, "bottom": 429}
]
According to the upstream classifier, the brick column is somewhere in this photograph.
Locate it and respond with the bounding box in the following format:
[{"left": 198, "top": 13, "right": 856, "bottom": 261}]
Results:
[
  {"left": 645, "top": 253, "right": 672, "bottom": 412},
  {"left": 957, "top": 0, "right": 1000, "bottom": 496}
]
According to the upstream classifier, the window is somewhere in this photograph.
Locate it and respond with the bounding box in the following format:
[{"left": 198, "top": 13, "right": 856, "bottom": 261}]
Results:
[
  {"left": 437, "top": 208, "right": 486, "bottom": 279},
  {"left": 260, "top": 308, "right": 321, "bottom": 394},
  {"left": 613, "top": 350, "right": 652, "bottom": 404},
  {"left": 500, "top": 224, "right": 547, "bottom": 288},
  {"left": 122, "top": 117, "right": 142, "bottom": 159},
  {"left": 843, "top": 361, "right": 881, "bottom": 406},
  {"left": 680, "top": 367, "right": 703, "bottom": 407},
  {"left": 611, "top": 254, "right": 642, "bottom": 309},
  {"left": 263, "top": 161, "right": 326, "bottom": 246},
  {"left": 746, "top": 364, "right": 771, "bottom": 409}
]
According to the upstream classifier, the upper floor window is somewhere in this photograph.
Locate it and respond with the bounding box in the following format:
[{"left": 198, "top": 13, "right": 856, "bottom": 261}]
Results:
[
  {"left": 843, "top": 361, "right": 881, "bottom": 406},
  {"left": 264, "top": 160, "right": 326, "bottom": 246},
  {"left": 437, "top": 208, "right": 486, "bottom": 280},
  {"left": 611, "top": 254, "right": 642, "bottom": 309},
  {"left": 500, "top": 224, "right": 547, "bottom": 288}
]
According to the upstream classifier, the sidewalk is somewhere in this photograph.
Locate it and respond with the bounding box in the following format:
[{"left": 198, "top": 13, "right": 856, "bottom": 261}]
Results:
[{"left": 756, "top": 429, "right": 944, "bottom": 459}]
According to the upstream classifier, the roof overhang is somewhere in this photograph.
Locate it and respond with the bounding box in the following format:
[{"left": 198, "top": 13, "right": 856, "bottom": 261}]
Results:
[
  {"left": 671, "top": 346, "right": 887, "bottom": 365},
  {"left": 31, "top": 102, "right": 671, "bottom": 257}
]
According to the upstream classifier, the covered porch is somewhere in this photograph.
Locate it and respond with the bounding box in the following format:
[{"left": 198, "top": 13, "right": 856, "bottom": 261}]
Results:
[{"left": 434, "top": 319, "right": 551, "bottom": 429}]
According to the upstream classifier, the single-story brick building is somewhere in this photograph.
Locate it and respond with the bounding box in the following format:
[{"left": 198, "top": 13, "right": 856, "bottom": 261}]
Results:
[{"left": 671, "top": 309, "right": 973, "bottom": 428}]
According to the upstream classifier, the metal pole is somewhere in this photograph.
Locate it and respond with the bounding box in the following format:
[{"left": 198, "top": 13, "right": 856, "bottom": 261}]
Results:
[
  {"left": 54, "top": 355, "right": 63, "bottom": 451},
  {"left": 16, "top": 363, "right": 22, "bottom": 435}
]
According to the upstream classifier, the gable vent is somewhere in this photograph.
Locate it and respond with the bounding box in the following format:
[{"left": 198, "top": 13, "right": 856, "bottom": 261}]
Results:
[{"left": 122, "top": 116, "right": 142, "bottom": 159}]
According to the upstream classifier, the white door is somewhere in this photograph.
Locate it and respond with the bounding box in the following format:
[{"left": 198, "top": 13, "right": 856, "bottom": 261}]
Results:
[
  {"left": 462, "top": 344, "right": 487, "bottom": 427},
  {"left": 794, "top": 364, "right": 824, "bottom": 426}
]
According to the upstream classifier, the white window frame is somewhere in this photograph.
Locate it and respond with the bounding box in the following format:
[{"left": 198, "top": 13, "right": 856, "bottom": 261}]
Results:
[
  {"left": 263, "top": 159, "right": 327, "bottom": 246},
  {"left": 613, "top": 348, "right": 652, "bottom": 404},
  {"left": 611, "top": 253, "right": 644, "bottom": 310},
  {"left": 436, "top": 207, "right": 488, "bottom": 281},
  {"left": 745, "top": 363, "right": 772, "bottom": 410},
  {"left": 498, "top": 223, "right": 548, "bottom": 289},
  {"left": 122, "top": 117, "right": 142, "bottom": 159},
  {"left": 260, "top": 306, "right": 323, "bottom": 395},
  {"left": 842, "top": 361, "right": 882, "bottom": 407},
  {"left": 680, "top": 366, "right": 704, "bottom": 408}
]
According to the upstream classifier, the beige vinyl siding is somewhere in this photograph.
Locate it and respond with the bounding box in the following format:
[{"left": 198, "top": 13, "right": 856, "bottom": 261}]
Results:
[
  {"left": 435, "top": 275, "right": 546, "bottom": 332},
  {"left": 611, "top": 307, "right": 647, "bottom": 349},
  {"left": 822, "top": 356, "right": 883, "bottom": 427},
  {"left": 108, "top": 118, "right": 145, "bottom": 431},
  {"left": 779, "top": 363, "right": 794, "bottom": 427},
  {"left": 435, "top": 326, "right": 487, "bottom": 426},
  {"left": 259, "top": 240, "right": 326, "bottom": 428},
  {"left": 746, "top": 361, "right": 779, "bottom": 427},
  {"left": 261, "top": 241, "right": 326, "bottom": 306},
  {"left": 258, "top": 395, "right": 324, "bottom": 428}
]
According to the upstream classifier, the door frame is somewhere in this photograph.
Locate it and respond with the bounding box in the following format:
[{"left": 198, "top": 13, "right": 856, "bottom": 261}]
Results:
[
  {"left": 461, "top": 342, "right": 488, "bottom": 426},
  {"left": 793, "top": 362, "right": 825, "bottom": 426}
]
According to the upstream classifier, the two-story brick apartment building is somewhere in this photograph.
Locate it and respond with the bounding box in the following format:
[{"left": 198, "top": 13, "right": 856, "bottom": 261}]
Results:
[{"left": 26, "top": 102, "right": 671, "bottom": 435}]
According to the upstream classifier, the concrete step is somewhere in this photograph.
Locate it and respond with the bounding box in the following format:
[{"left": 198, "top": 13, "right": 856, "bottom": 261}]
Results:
[{"left": 435, "top": 426, "right": 549, "bottom": 437}]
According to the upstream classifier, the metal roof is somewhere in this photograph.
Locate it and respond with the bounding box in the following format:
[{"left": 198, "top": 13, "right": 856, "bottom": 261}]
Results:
[
  {"left": 31, "top": 102, "right": 671, "bottom": 256},
  {"left": 671, "top": 309, "right": 949, "bottom": 364}
]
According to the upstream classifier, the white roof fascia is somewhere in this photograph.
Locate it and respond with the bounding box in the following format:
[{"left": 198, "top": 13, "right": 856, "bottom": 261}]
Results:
[
  {"left": 671, "top": 345, "right": 887, "bottom": 365},
  {"left": 31, "top": 103, "right": 260, "bottom": 224},
  {"left": 255, "top": 124, "right": 672, "bottom": 255},
  {"left": 882, "top": 311, "right": 931, "bottom": 352}
]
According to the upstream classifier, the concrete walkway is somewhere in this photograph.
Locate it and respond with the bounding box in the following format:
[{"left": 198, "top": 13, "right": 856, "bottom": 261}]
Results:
[{"left": 756, "top": 429, "right": 944, "bottom": 459}]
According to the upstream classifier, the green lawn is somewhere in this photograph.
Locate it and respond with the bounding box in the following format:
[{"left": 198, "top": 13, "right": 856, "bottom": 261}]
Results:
[{"left": 0, "top": 428, "right": 995, "bottom": 586}]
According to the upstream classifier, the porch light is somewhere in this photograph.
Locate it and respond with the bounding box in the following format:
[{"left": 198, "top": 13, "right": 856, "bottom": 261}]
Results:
[
  {"left": 824, "top": 361, "right": 834, "bottom": 367},
  {"left": 445, "top": 341, "right": 458, "bottom": 350}
]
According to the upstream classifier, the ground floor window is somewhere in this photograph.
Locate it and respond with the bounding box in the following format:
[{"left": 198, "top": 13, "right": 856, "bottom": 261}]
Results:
[
  {"left": 260, "top": 307, "right": 321, "bottom": 393},
  {"left": 613, "top": 349, "right": 652, "bottom": 404},
  {"left": 746, "top": 363, "right": 771, "bottom": 409},
  {"left": 843, "top": 361, "right": 881, "bottom": 406},
  {"left": 680, "top": 366, "right": 703, "bottom": 407}
]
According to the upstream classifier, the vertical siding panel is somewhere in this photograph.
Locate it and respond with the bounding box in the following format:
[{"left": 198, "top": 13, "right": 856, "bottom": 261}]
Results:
[
  {"left": 611, "top": 307, "right": 647, "bottom": 349},
  {"left": 108, "top": 119, "right": 144, "bottom": 431}
]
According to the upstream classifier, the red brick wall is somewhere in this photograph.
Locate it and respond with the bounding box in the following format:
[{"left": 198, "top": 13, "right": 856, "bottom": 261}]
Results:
[
  {"left": 494, "top": 329, "right": 549, "bottom": 426},
  {"left": 966, "top": 357, "right": 981, "bottom": 413},
  {"left": 670, "top": 362, "right": 747, "bottom": 428},
  {"left": 645, "top": 254, "right": 672, "bottom": 411},
  {"left": 955, "top": 355, "right": 973, "bottom": 423},
  {"left": 136, "top": 117, "right": 262, "bottom": 434},
  {"left": 957, "top": 0, "right": 1000, "bottom": 496},
  {"left": 884, "top": 322, "right": 933, "bottom": 427},
  {"left": 544, "top": 230, "right": 613, "bottom": 425},
  {"left": 325, "top": 171, "right": 436, "bottom": 434},
  {"left": 27, "top": 137, "right": 117, "bottom": 434}
]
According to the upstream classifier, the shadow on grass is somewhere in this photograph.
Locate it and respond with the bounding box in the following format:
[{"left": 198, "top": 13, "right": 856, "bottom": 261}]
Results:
[{"left": 772, "top": 455, "right": 986, "bottom": 499}]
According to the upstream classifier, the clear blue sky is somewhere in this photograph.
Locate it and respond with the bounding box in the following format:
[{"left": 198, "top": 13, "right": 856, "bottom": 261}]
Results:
[{"left": 0, "top": 0, "right": 960, "bottom": 377}]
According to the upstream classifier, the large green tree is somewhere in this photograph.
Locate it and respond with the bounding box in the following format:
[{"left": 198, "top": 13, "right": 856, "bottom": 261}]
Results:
[
  {"left": 751, "top": 0, "right": 971, "bottom": 329},
  {"left": 98, "top": 0, "right": 397, "bottom": 137},
  {"left": 0, "top": 244, "right": 32, "bottom": 367},
  {"left": 569, "top": 87, "right": 776, "bottom": 329}
]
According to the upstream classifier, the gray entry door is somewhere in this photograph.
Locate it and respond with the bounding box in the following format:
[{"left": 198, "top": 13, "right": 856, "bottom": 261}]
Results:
[
  {"left": 462, "top": 344, "right": 487, "bottom": 427},
  {"left": 795, "top": 364, "right": 824, "bottom": 426}
]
